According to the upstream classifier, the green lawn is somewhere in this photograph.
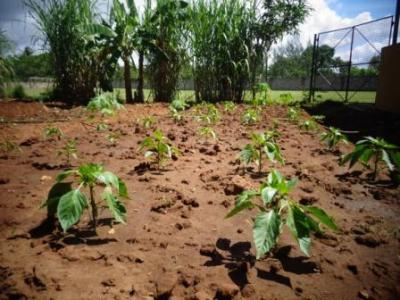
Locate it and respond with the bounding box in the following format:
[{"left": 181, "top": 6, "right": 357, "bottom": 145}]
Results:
[{"left": 5, "top": 85, "right": 376, "bottom": 104}]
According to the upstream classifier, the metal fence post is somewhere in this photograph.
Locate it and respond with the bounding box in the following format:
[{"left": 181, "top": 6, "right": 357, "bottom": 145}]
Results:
[
  {"left": 393, "top": 0, "right": 400, "bottom": 44},
  {"left": 309, "top": 34, "right": 318, "bottom": 102},
  {"left": 345, "top": 27, "right": 355, "bottom": 102}
]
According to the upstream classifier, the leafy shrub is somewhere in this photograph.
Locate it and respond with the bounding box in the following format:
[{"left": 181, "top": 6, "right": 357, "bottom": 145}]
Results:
[
  {"left": 140, "top": 129, "right": 180, "bottom": 170},
  {"left": 242, "top": 108, "right": 261, "bottom": 125},
  {"left": 42, "top": 163, "right": 128, "bottom": 232},
  {"left": 341, "top": 136, "right": 400, "bottom": 182},
  {"left": 11, "top": 84, "right": 26, "bottom": 99},
  {"left": 57, "top": 139, "right": 78, "bottom": 165},
  {"left": 226, "top": 170, "right": 338, "bottom": 258},
  {"left": 240, "top": 131, "right": 284, "bottom": 173},
  {"left": 320, "top": 127, "right": 348, "bottom": 150},
  {"left": 253, "top": 83, "right": 271, "bottom": 105},
  {"left": 44, "top": 126, "right": 64, "bottom": 140},
  {"left": 279, "top": 93, "right": 294, "bottom": 105},
  {"left": 87, "top": 92, "right": 124, "bottom": 116}
]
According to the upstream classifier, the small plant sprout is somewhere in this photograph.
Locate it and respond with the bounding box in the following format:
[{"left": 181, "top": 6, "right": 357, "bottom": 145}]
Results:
[
  {"left": 341, "top": 136, "right": 400, "bottom": 182},
  {"left": 299, "top": 118, "right": 318, "bottom": 131},
  {"left": 106, "top": 132, "right": 120, "bottom": 146},
  {"left": 240, "top": 131, "right": 284, "bottom": 174},
  {"left": 242, "top": 108, "right": 261, "bottom": 125},
  {"left": 96, "top": 122, "right": 108, "bottom": 132},
  {"left": 140, "top": 116, "right": 156, "bottom": 129},
  {"left": 169, "top": 98, "right": 188, "bottom": 112},
  {"left": 44, "top": 126, "right": 64, "bottom": 140},
  {"left": 254, "top": 82, "right": 271, "bottom": 105},
  {"left": 0, "top": 140, "right": 22, "bottom": 155},
  {"left": 320, "top": 127, "right": 348, "bottom": 150},
  {"left": 42, "top": 163, "right": 128, "bottom": 232},
  {"left": 198, "top": 127, "right": 217, "bottom": 143},
  {"left": 195, "top": 104, "right": 220, "bottom": 124},
  {"left": 87, "top": 92, "right": 124, "bottom": 116},
  {"left": 170, "top": 107, "right": 185, "bottom": 124},
  {"left": 279, "top": 93, "right": 294, "bottom": 105},
  {"left": 140, "top": 129, "right": 180, "bottom": 170},
  {"left": 272, "top": 118, "right": 280, "bottom": 130},
  {"left": 286, "top": 107, "right": 299, "bottom": 123},
  {"left": 223, "top": 101, "right": 236, "bottom": 113},
  {"left": 226, "top": 170, "right": 338, "bottom": 258},
  {"left": 57, "top": 139, "right": 78, "bottom": 165}
]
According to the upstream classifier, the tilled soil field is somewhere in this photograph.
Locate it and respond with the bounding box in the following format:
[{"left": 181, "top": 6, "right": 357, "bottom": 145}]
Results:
[{"left": 0, "top": 101, "right": 399, "bottom": 300}]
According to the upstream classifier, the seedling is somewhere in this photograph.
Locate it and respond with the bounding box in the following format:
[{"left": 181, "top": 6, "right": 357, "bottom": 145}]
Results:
[
  {"left": 299, "top": 119, "right": 318, "bottom": 131},
  {"left": 96, "top": 122, "right": 108, "bottom": 132},
  {"left": 140, "top": 116, "right": 156, "bottom": 129},
  {"left": 320, "top": 127, "right": 348, "bottom": 150},
  {"left": 170, "top": 107, "right": 185, "bottom": 124},
  {"left": 279, "top": 93, "right": 294, "bottom": 105},
  {"left": 57, "top": 139, "right": 78, "bottom": 165},
  {"left": 140, "top": 129, "right": 180, "bottom": 170},
  {"left": 44, "top": 126, "right": 64, "bottom": 140},
  {"left": 272, "top": 119, "right": 280, "bottom": 130},
  {"left": 42, "top": 163, "right": 128, "bottom": 232},
  {"left": 226, "top": 170, "right": 338, "bottom": 258},
  {"left": 170, "top": 98, "right": 188, "bottom": 112},
  {"left": 0, "top": 140, "right": 22, "bottom": 155},
  {"left": 253, "top": 83, "right": 271, "bottom": 106},
  {"left": 87, "top": 92, "right": 124, "bottom": 116},
  {"left": 286, "top": 108, "right": 299, "bottom": 123},
  {"left": 223, "top": 101, "right": 236, "bottom": 113},
  {"left": 195, "top": 104, "right": 220, "bottom": 124},
  {"left": 106, "top": 132, "right": 120, "bottom": 146},
  {"left": 341, "top": 136, "right": 400, "bottom": 182},
  {"left": 240, "top": 131, "right": 284, "bottom": 174},
  {"left": 198, "top": 127, "right": 217, "bottom": 143},
  {"left": 242, "top": 108, "right": 261, "bottom": 125}
]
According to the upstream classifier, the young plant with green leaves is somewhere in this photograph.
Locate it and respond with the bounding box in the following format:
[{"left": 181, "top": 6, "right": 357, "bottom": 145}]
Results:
[
  {"left": 195, "top": 104, "right": 220, "bottom": 124},
  {"left": 279, "top": 93, "right": 294, "bottom": 105},
  {"left": 42, "top": 163, "right": 128, "bottom": 232},
  {"left": 286, "top": 107, "right": 299, "bottom": 123},
  {"left": 169, "top": 98, "right": 188, "bottom": 112},
  {"left": 299, "top": 118, "right": 318, "bottom": 131},
  {"left": 140, "top": 116, "right": 156, "bottom": 129},
  {"left": 226, "top": 170, "right": 338, "bottom": 258},
  {"left": 140, "top": 129, "right": 180, "bottom": 170},
  {"left": 57, "top": 139, "right": 78, "bottom": 165},
  {"left": 341, "top": 136, "right": 400, "bottom": 182},
  {"left": 44, "top": 126, "right": 64, "bottom": 140},
  {"left": 87, "top": 92, "right": 124, "bottom": 116},
  {"left": 242, "top": 108, "right": 261, "bottom": 125},
  {"left": 320, "top": 127, "right": 348, "bottom": 150},
  {"left": 0, "top": 140, "right": 22, "bottom": 155},
  {"left": 253, "top": 83, "right": 272, "bottom": 106},
  {"left": 223, "top": 101, "right": 236, "bottom": 114},
  {"left": 96, "top": 122, "right": 108, "bottom": 132},
  {"left": 240, "top": 131, "right": 284, "bottom": 174},
  {"left": 170, "top": 107, "right": 185, "bottom": 124},
  {"left": 106, "top": 132, "right": 120, "bottom": 146},
  {"left": 198, "top": 127, "right": 217, "bottom": 143}
]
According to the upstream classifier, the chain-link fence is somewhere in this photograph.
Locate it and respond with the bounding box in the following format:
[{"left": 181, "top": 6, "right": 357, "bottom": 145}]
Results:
[{"left": 309, "top": 16, "right": 395, "bottom": 102}]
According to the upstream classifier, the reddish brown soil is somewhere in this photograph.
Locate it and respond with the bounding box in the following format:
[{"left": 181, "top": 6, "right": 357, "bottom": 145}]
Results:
[{"left": 0, "top": 101, "right": 399, "bottom": 300}]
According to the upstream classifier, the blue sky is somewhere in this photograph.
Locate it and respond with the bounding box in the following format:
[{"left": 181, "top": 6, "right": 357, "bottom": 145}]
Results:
[{"left": 327, "top": 0, "right": 396, "bottom": 19}]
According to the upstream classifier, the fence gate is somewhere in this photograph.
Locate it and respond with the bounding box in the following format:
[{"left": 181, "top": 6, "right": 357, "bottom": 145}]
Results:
[{"left": 309, "top": 16, "right": 395, "bottom": 102}]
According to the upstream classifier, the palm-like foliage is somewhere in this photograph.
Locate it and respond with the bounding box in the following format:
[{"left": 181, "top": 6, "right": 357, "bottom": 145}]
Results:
[{"left": 341, "top": 137, "right": 400, "bottom": 181}]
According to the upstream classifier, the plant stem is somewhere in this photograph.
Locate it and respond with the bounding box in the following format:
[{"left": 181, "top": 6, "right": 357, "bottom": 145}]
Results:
[
  {"left": 258, "top": 146, "right": 262, "bottom": 174},
  {"left": 373, "top": 154, "right": 378, "bottom": 181},
  {"left": 89, "top": 185, "right": 97, "bottom": 232}
]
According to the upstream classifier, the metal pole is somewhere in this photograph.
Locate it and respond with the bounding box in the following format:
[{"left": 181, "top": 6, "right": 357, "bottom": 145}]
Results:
[
  {"left": 393, "top": 0, "right": 400, "bottom": 44},
  {"left": 345, "top": 27, "right": 355, "bottom": 102},
  {"left": 309, "top": 34, "right": 318, "bottom": 102}
]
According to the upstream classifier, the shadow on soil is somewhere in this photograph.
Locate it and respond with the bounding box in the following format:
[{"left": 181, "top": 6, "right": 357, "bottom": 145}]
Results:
[
  {"left": 304, "top": 101, "right": 400, "bottom": 145},
  {"left": 28, "top": 216, "right": 117, "bottom": 248},
  {"left": 201, "top": 238, "right": 318, "bottom": 290}
]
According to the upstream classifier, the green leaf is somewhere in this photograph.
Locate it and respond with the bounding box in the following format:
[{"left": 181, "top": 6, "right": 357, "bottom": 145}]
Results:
[
  {"left": 57, "top": 189, "right": 87, "bottom": 232},
  {"left": 56, "top": 169, "right": 75, "bottom": 182},
  {"left": 381, "top": 149, "right": 394, "bottom": 171},
  {"left": 97, "top": 171, "right": 119, "bottom": 188},
  {"left": 286, "top": 204, "right": 311, "bottom": 256},
  {"left": 102, "top": 187, "right": 127, "bottom": 224},
  {"left": 253, "top": 210, "right": 281, "bottom": 259},
  {"left": 225, "top": 190, "right": 257, "bottom": 218},
  {"left": 118, "top": 178, "right": 129, "bottom": 198},
  {"left": 261, "top": 186, "right": 277, "bottom": 205},
  {"left": 300, "top": 205, "right": 338, "bottom": 231},
  {"left": 42, "top": 182, "right": 73, "bottom": 216}
]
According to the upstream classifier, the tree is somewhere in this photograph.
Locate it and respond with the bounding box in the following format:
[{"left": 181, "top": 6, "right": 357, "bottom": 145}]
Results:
[
  {"left": 250, "top": 0, "right": 309, "bottom": 98},
  {"left": 147, "top": 0, "right": 189, "bottom": 102},
  {"left": 0, "top": 30, "right": 14, "bottom": 97}
]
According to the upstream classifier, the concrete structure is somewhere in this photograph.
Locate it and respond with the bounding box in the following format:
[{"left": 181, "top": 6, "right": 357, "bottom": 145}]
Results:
[{"left": 376, "top": 44, "right": 400, "bottom": 113}]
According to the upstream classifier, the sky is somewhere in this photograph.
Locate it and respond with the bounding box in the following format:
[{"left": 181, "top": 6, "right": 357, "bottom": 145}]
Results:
[{"left": 0, "top": 0, "right": 397, "bottom": 57}]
